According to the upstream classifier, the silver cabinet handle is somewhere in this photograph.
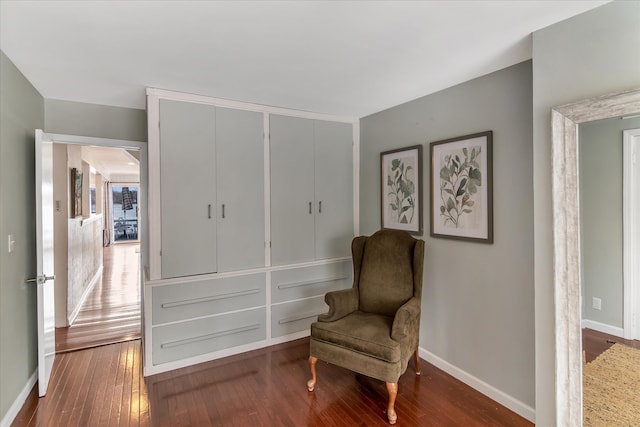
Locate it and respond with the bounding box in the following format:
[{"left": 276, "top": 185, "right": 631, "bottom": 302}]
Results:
[
  {"left": 222, "top": 204, "right": 225, "bottom": 219},
  {"left": 208, "top": 204, "right": 212, "bottom": 219},
  {"left": 308, "top": 202, "right": 312, "bottom": 214},
  {"left": 318, "top": 201, "right": 322, "bottom": 214}
]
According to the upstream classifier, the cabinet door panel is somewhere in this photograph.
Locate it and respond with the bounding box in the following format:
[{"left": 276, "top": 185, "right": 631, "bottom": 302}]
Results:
[
  {"left": 160, "top": 99, "right": 217, "bottom": 278},
  {"left": 216, "top": 107, "right": 265, "bottom": 272},
  {"left": 314, "top": 120, "right": 353, "bottom": 259},
  {"left": 270, "top": 115, "right": 315, "bottom": 265}
]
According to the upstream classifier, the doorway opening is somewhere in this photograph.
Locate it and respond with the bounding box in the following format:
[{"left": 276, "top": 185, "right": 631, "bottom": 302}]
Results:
[
  {"left": 42, "top": 134, "right": 146, "bottom": 354},
  {"left": 550, "top": 88, "right": 640, "bottom": 426}
]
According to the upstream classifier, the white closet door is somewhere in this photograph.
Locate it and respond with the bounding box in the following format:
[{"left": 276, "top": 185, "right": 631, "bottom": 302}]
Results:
[
  {"left": 314, "top": 120, "right": 353, "bottom": 259},
  {"left": 270, "top": 114, "right": 315, "bottom": 265},
  {"left": 160, "top": 99, "right": 217, "bottom": 278},
  {"left": 216, "top": 107, "right": 265, "bottom": 272}
]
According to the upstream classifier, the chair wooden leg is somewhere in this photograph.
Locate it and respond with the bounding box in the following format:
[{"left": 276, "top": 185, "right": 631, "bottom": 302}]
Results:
[
  {"left": 307, "top": 356, "right": 318, "bottom": 392},
  {"left": 414, "top": 350, "right": 421, "bottom": 375},
  {"left": 385, "top": 382, "right": 398, "bottom": 424}
]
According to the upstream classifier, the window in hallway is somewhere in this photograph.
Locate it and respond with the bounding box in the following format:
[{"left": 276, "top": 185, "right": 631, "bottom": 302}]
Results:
[{"left": 112, "top": 185, "right": 139, "bottom": 242}]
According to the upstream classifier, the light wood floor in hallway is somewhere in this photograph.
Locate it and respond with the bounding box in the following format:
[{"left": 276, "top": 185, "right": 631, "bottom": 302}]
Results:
[{"left": 55, "top": 243, "right": 141, "bottom": 353}]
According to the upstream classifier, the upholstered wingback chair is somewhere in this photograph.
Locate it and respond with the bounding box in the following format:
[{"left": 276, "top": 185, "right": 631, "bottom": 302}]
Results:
[{"left": 307, "top": 229, "right": 424, "bottom": 425}]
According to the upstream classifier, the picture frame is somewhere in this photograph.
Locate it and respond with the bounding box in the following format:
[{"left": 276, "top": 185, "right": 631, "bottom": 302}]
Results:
[
  {"left": 70, "top": 167, "right": 83, "bottom": 218},
  {"left": 380, "top": 145, "right": 423, "bottom": 235},
  {"left": 429, "top": 131, "right": 493, "bottom": 243}
]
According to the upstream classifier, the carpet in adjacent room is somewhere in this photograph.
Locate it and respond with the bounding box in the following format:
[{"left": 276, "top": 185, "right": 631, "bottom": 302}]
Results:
[{"left": 583, "top": 343, "right": 640, "bottom": 426}]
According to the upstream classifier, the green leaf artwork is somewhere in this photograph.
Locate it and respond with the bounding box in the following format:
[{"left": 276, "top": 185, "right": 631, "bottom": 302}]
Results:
[
  {"left": 438, "top": 145, "right": 481, "bottom": 228},
  {"left": 387, "top": 158, "right": 415, "bottom": 224}
]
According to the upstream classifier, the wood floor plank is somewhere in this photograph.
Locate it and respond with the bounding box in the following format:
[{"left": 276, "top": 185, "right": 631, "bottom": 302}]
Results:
[
  {"left": 581, "top": 327, "right": 640, "bottom": 363},
  {"left": 56, "top": 243, "right": 141, "bottom": 354}
]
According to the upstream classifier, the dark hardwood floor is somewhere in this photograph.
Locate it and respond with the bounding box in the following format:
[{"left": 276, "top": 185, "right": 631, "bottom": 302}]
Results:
[
  {"left": 13, "top": 337, "right": 532, "bottom": 426},
  {"left": 19, "top": 290, "right": 639, "bottom": 425},
  {"left": 582, "top": 327, "right": 640, "bottom": 363},
  {"left": 55, "top": 243, "right": 141, "bottom": 353},
  {"left": 18, "top": 242, "right": 537, "bottom": 426}
]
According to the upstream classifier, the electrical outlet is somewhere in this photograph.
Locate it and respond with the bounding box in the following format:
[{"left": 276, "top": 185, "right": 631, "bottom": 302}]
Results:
[{"left": 592, "top": 297, "right": 602, "bottom": 311}]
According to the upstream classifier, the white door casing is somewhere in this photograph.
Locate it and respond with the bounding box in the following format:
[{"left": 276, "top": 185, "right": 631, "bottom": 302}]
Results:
[
  {"left": 551, "top": 88, "right": 640, "bottom": 426},
  {"left": 34, "top": 129, "right": 56, "bottom": 396},
  {"left": 623, "top": 128, "right": 640, "bottom": 340}
]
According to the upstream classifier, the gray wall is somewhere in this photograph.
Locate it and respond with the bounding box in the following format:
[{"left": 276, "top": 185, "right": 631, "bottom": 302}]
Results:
[
  {"left": 360, "top": 61, "right": 534, "bottom": 410},
  {"left": 580, "top": 116, "right": 640, "bottom": 328},
  {"left": 0, "top": 51, "right": 44, "bottom": 422},
  {"left": 45, "top": 99, "right": 147, "bottom": 142},
  {"left": 0, "top": 64, "right": 147, "bottom": 422},
  {"left": 532, "top": 1, "right": 640, "bottom": 424}
]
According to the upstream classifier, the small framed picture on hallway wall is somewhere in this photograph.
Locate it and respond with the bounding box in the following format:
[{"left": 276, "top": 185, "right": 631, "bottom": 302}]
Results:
[{"left": 70, "top": 167, "right": 83, "bottom": 218}]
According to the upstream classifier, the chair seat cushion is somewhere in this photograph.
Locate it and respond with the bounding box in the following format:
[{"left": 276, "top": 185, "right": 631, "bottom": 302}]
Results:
[{"left": 311, "top": 311, "right": 400, "bottom": 363}]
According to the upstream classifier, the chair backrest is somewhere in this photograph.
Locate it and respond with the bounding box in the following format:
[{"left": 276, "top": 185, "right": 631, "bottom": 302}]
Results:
[{"left": 355, "top": 229, "right": 423, "bottom": 317}]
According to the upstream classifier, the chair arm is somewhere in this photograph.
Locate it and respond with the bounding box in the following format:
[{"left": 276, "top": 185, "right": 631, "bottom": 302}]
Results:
[
  {"left": 391, "top": 297, "right": 421, "bottom": 344},
  {"left": 317, "top": 288, "right": 358, "bottom": 322}
]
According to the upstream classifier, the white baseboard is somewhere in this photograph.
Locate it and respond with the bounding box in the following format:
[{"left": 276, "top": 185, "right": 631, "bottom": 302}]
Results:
[
  {"left": 68, "top": 266, "right": 103, "bottom": 325},
  {"left": 581, "top": 319, "right": 624, "bottom": 337},
  {"left": 0, "top": 370, "right": 37, "bottom": 427},
  {"left": 419, "top": 347, "right": 536, "bottom": 424}
]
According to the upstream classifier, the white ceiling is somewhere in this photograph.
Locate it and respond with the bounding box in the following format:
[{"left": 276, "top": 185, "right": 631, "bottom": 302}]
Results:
[
  {"left": 81, "top": 146, "right": 139, "bottom": 180},
  {"left": 1, "top": 0, "right": 609, "bottom": 118}
]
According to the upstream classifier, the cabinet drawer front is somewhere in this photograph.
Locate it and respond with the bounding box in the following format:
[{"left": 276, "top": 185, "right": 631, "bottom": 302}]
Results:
[
  {"left": 152, "top": 273, "right": 266, "bottom": 324},
  {"left": 153, "top": 308, "right": 266, "bottom": 365},
  {"left": 271, "top": 297, "right": 328, "bottom": 338},
  {"left": 271, "top": 262, "right": 352, "bottom": 304}
]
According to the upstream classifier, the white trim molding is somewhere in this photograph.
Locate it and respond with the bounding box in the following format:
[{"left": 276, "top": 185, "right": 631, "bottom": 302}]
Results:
[
  {"left": 0, "top": 370, "right": 37, "bottom": 427},
  {"left": 68, "top": 266, "right": 103, "bottom": 325},
  {"left": 581, "top": 319, "right": 624, "bottom": 338},
  {"left": 420, "top": 347, "right": 535, "bottom": 424},
  {"left": 146, "top": 87, "right": 358, "bottom": 124},
  {"left": 623, "top": 128, "right": 640, "bottom": 340},
  {"left": 551, "top": 88, "right": 640, "bottom": 426}
]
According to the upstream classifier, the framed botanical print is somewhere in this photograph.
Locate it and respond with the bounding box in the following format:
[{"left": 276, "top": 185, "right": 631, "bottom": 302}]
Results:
[
  {"left": 380, "top": 145, "right": 423, "bottom": 235},
  {"left": 430, "top": 131, "right": 493, "bottom": 243}
]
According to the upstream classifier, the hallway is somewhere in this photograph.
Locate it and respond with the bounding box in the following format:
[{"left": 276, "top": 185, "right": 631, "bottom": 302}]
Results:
[{"left": 55, "top": 243, "right": 141, "bottom": 353}]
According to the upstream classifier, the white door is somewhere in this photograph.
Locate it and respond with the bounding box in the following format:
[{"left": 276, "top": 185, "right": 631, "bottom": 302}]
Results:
[{"left": 33, "top": 129, "right": 56, "bottom": 396}]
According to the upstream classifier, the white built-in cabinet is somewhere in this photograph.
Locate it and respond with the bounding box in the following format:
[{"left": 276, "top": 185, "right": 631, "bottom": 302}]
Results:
[
  {"left": 159, "top": 100, "right": 264, "bottom": 278},
  {"left": 270, "top": 115, "right": 353, "bottom": 265},
  {"left": 144, "top": 88, "right": 358, "bottom": 376}
]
